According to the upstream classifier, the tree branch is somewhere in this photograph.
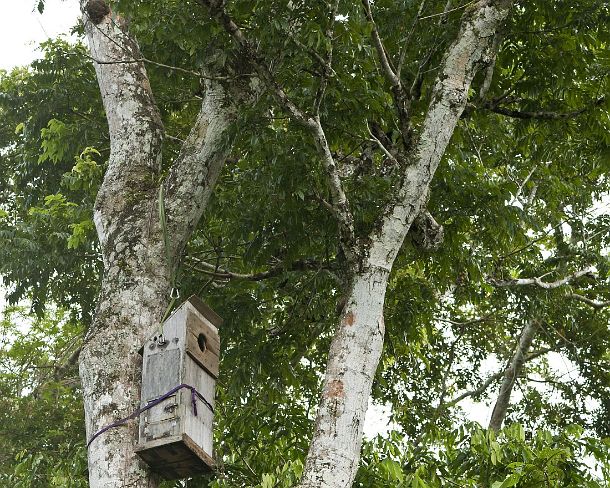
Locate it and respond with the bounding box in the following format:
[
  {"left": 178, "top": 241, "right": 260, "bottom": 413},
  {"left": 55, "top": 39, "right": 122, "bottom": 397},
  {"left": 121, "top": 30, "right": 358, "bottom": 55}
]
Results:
[
  {"left": 163, "top": 73, "right": 252, "bottom": 261},
  {"left": 79, "top": 0, "right": 167, "bottom": 275},
  {"left": 490, "top": 266, "right": 596, "bottom": 289},
  {"left": 76, "top": 50, "right": 225, "bottom": 79},
  {"left": 366, "top": 122, "right": 401, "bottom": 167},
  {"left": 484, "top": 96, "right": 605, "bottom": 120},
  {"left": 409, "top": 209, "right": 444, "bottom": 250},
  {"left": 418, "top": 0, "right": 478, "bottom": 21},
  {"left": 362, "top": 0, "right": 412, "bottom": 145},
  {"left": 444, "top": 345, "right": 551, "bottom": 408},
  {"left": 362, "top": 0, "right": 400, "bottom": 87},
  {"left": 314, "top": 0, "right": 340, "bottom": 115},
  {"left": 285, "top": 31, "right": 332, "bottom": 74},
  {"left": 368, "top": 0, "right": 513, "bottom": 272},
  {"left": 197, "top": 0, "right": 357, "bottom": 262},
  {"left": 568, "top": 293, "right": 610, "bottom": 309},
  {"left": 488, "top": 319, "right": 538, "bottom": 431},
  {"left": 396, "top": 0, "right": 427, "bottom": 78},
  {"left": 196, "top": 0, "right": 312, "bottom": 127},
  {"left": 187, "top": 257, "right": 325, "bottom": 281},
  {"left": 508, "top": 163, "right": 538, "bottom": 206}
]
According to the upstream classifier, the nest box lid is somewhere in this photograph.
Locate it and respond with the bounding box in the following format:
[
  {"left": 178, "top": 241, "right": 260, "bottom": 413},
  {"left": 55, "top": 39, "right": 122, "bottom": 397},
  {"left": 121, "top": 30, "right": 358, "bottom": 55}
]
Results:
[{"left": 185, "top": 295, "right": 223, "bottom": 329}]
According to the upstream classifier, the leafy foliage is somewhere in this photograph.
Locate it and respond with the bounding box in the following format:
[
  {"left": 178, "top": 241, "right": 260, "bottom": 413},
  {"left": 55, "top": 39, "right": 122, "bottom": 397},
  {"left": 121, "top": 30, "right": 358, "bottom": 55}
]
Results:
[
  {"left": 1, "top": 0, "right": 610, "bottom": 486},
  {"left": 0, "top": 307, "right": 86, "bottom": 486}
]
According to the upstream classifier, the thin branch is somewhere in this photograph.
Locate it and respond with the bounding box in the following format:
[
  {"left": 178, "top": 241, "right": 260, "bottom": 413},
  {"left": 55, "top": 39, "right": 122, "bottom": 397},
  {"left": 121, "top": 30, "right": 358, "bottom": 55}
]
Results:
[
  {"left": 314, "top": 0, "right": 340, "bottom": 115},
  {"left": 366, "top": 122, "right": 400, "bottom": 167},
  {"left": 361, "top": 0, "right": 412, "bottom": 144},
  {"left": 417, "top": 0, "right": 478, "bottom": 20},
  {"left": 396, "top": 0, "right": 427, "bottom": 78},
  {"left": 445, "top": 372, "right": 502, "bottom": 407},
  {"left": 444, "top": 346, "right": 552, "bottom": 408},
  {"left": 433, "top": 315, "right": 495, "bottom": 326},
  {"left": 362, "top": 0, "right": 400, "bottom": 87},
  {"left": 196, "top": 0, "right": 311, "bottom": 126},
  {"left": 568, "top": 293, "right": 610, "bottom": 309},
  {"left": 187, "top": 256, "right": 325, "bottom": 281},
  {"left": 165, "top": 134, "right": 186, "bottom": 144},
  {"left": 490, "top": 266, "right": 596, "bottom": 289},
  {"left": 437, "top": 328, "right": 466, "bottom": 410},
  {"left": 75, "top": 50, "right": 227, "bottom": 80},
  {"left": 508, "top": 164, "right": 538, "bottom": 206},
  {"left": 484, "top": 96, "right": 605, "bottom": 120},
  {"left": 285, "top": 31, "right": 334, "bottom": 74},
  {"left": 408, "top": 25, "right": 445, "bottom": 100},
  {"left": 197, "top": 0, "right": 356, "bottom": 259}
]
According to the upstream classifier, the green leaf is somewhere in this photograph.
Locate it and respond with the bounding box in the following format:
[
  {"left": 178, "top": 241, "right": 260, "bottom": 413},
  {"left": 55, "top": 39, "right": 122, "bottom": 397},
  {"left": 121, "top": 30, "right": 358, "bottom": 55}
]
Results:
[{"left": 499, "top": 473, "right": 521, "bottom": 488}]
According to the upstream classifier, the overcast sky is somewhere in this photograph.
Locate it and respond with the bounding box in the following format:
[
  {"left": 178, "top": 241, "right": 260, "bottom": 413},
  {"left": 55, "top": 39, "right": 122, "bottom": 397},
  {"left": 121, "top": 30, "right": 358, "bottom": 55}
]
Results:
[{"left": 0, "top": 0, "right": 80, "bottom": 71}]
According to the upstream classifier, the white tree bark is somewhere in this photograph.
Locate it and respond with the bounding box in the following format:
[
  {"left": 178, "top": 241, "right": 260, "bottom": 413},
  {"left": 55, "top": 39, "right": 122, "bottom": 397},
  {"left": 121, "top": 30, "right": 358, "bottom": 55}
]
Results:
[
  {"left": 78, "top": 2, "right": 244, "bottom": 486},
  {"left": 488, "top": 319, "right": 538, "bottom": 431},
  {"left": 300, "top": 2, "right": 513, "bottom": 487},
  {"left": 299, "top": 267, "right": 389, "bottom": 487}
]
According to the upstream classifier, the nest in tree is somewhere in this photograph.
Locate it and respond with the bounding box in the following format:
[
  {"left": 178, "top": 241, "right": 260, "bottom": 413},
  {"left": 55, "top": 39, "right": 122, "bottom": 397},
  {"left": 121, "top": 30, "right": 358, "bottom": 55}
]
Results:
[{"left": 86, "top": 0, "right": 110, "bottom": 25}]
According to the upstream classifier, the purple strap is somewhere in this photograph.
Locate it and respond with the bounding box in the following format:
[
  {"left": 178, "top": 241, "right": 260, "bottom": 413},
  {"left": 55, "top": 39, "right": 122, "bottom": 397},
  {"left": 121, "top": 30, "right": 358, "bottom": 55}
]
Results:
[{"left": 86, "top": 383, "right": 214, "bottom": 448}]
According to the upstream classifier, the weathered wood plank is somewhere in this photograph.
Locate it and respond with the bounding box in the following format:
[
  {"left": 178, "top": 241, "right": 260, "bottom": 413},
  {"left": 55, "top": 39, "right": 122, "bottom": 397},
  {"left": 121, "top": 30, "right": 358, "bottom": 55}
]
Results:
[{"left": 135, "top": 296, "right": 219, "bottom": 479}]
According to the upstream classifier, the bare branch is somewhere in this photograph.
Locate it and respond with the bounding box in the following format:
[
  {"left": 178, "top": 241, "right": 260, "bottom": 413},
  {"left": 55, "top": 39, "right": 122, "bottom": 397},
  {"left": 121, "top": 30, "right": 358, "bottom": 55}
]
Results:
[
  {"left": 490, "top": 266, "right": 596, "bottom": 289},
  {"left": 568, "top": 293, "right": 610, "bottom": 309},
  {"left": 187, "top": 257, "right": 325, "bottom": 281},
  {"left": 77, "top": 51, "right": 218, "bottom": 79},
  {"left": 484, "top": 97, "right": 605, "bottom": 120},
  {"left": 418, "top": 0, "right": 478, "bottom": 21}
]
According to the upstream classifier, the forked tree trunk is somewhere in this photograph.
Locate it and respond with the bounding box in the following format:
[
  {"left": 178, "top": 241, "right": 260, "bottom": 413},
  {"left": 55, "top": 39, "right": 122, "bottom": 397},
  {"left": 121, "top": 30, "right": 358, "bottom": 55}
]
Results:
[
  {"left": 299, "top": 2, "right": 513, "bottom": 486},
  {"left": 78, "top": 2, "right": 241, "bottom": 486},
  {"left": 80, "top": 0, "right": 512, "bottom": 486}
]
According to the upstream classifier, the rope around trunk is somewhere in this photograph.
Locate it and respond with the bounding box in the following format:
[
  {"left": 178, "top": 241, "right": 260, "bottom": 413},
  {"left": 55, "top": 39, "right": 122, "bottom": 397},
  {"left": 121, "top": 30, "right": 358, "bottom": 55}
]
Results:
[{"left": 86, "top": 383, "right": 214, "bottom": 448}]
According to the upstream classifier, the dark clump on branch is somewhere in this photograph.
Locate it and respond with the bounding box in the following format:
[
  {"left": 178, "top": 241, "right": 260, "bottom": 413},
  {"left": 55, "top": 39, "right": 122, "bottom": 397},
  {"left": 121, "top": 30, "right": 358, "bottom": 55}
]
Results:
[{"left": 85, "top": 0, "right": 110, "bottom": 25}]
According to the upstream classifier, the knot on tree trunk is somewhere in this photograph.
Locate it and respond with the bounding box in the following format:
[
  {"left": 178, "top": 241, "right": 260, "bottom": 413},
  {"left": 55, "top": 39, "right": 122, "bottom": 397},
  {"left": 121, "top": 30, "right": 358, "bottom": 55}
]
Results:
[
  {"left": 85, "top": 0, "right": 110, "bottom": 25},
  {"left": 410, "top": 209, "right": 444, "bottom": 251}
]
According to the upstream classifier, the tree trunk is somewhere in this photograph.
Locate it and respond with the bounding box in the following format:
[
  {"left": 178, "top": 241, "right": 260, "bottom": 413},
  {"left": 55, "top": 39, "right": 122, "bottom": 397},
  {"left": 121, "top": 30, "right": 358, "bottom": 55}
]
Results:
[
  {"left": 80, "top": 272, "right": 168, "bottom": 487},
  {"left": 299, "top": 266, "right": 389, "bottom": 487},
  {"left": 488, "top": 319, "right": 538, "bottom": 431},
  {"left": 78, "top": 2, "right": 242, "bottom": 486},
  {"left": 299, "top": 2, "right": 513, "bottom": 486}
]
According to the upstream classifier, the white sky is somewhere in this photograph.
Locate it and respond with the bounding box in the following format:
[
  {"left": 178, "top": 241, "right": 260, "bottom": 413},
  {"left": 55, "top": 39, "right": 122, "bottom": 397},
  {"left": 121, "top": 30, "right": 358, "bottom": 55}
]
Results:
[{"left": 0, "top": 0, "right": 80, "bottom": 71}]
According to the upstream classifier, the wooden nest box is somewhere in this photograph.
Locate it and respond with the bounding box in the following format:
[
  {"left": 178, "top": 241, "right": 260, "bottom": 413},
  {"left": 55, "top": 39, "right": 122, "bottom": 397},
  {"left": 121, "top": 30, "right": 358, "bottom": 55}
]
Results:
[{"left": 135, "top": 295, "right": 221, "bottom": 479}]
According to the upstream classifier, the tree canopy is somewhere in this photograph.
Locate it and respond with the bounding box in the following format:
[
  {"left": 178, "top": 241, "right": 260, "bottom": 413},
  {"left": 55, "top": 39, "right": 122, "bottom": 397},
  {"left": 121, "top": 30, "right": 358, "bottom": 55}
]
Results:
[{"left": 1, "top": 0, "right": 610, "bottom": 486}]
